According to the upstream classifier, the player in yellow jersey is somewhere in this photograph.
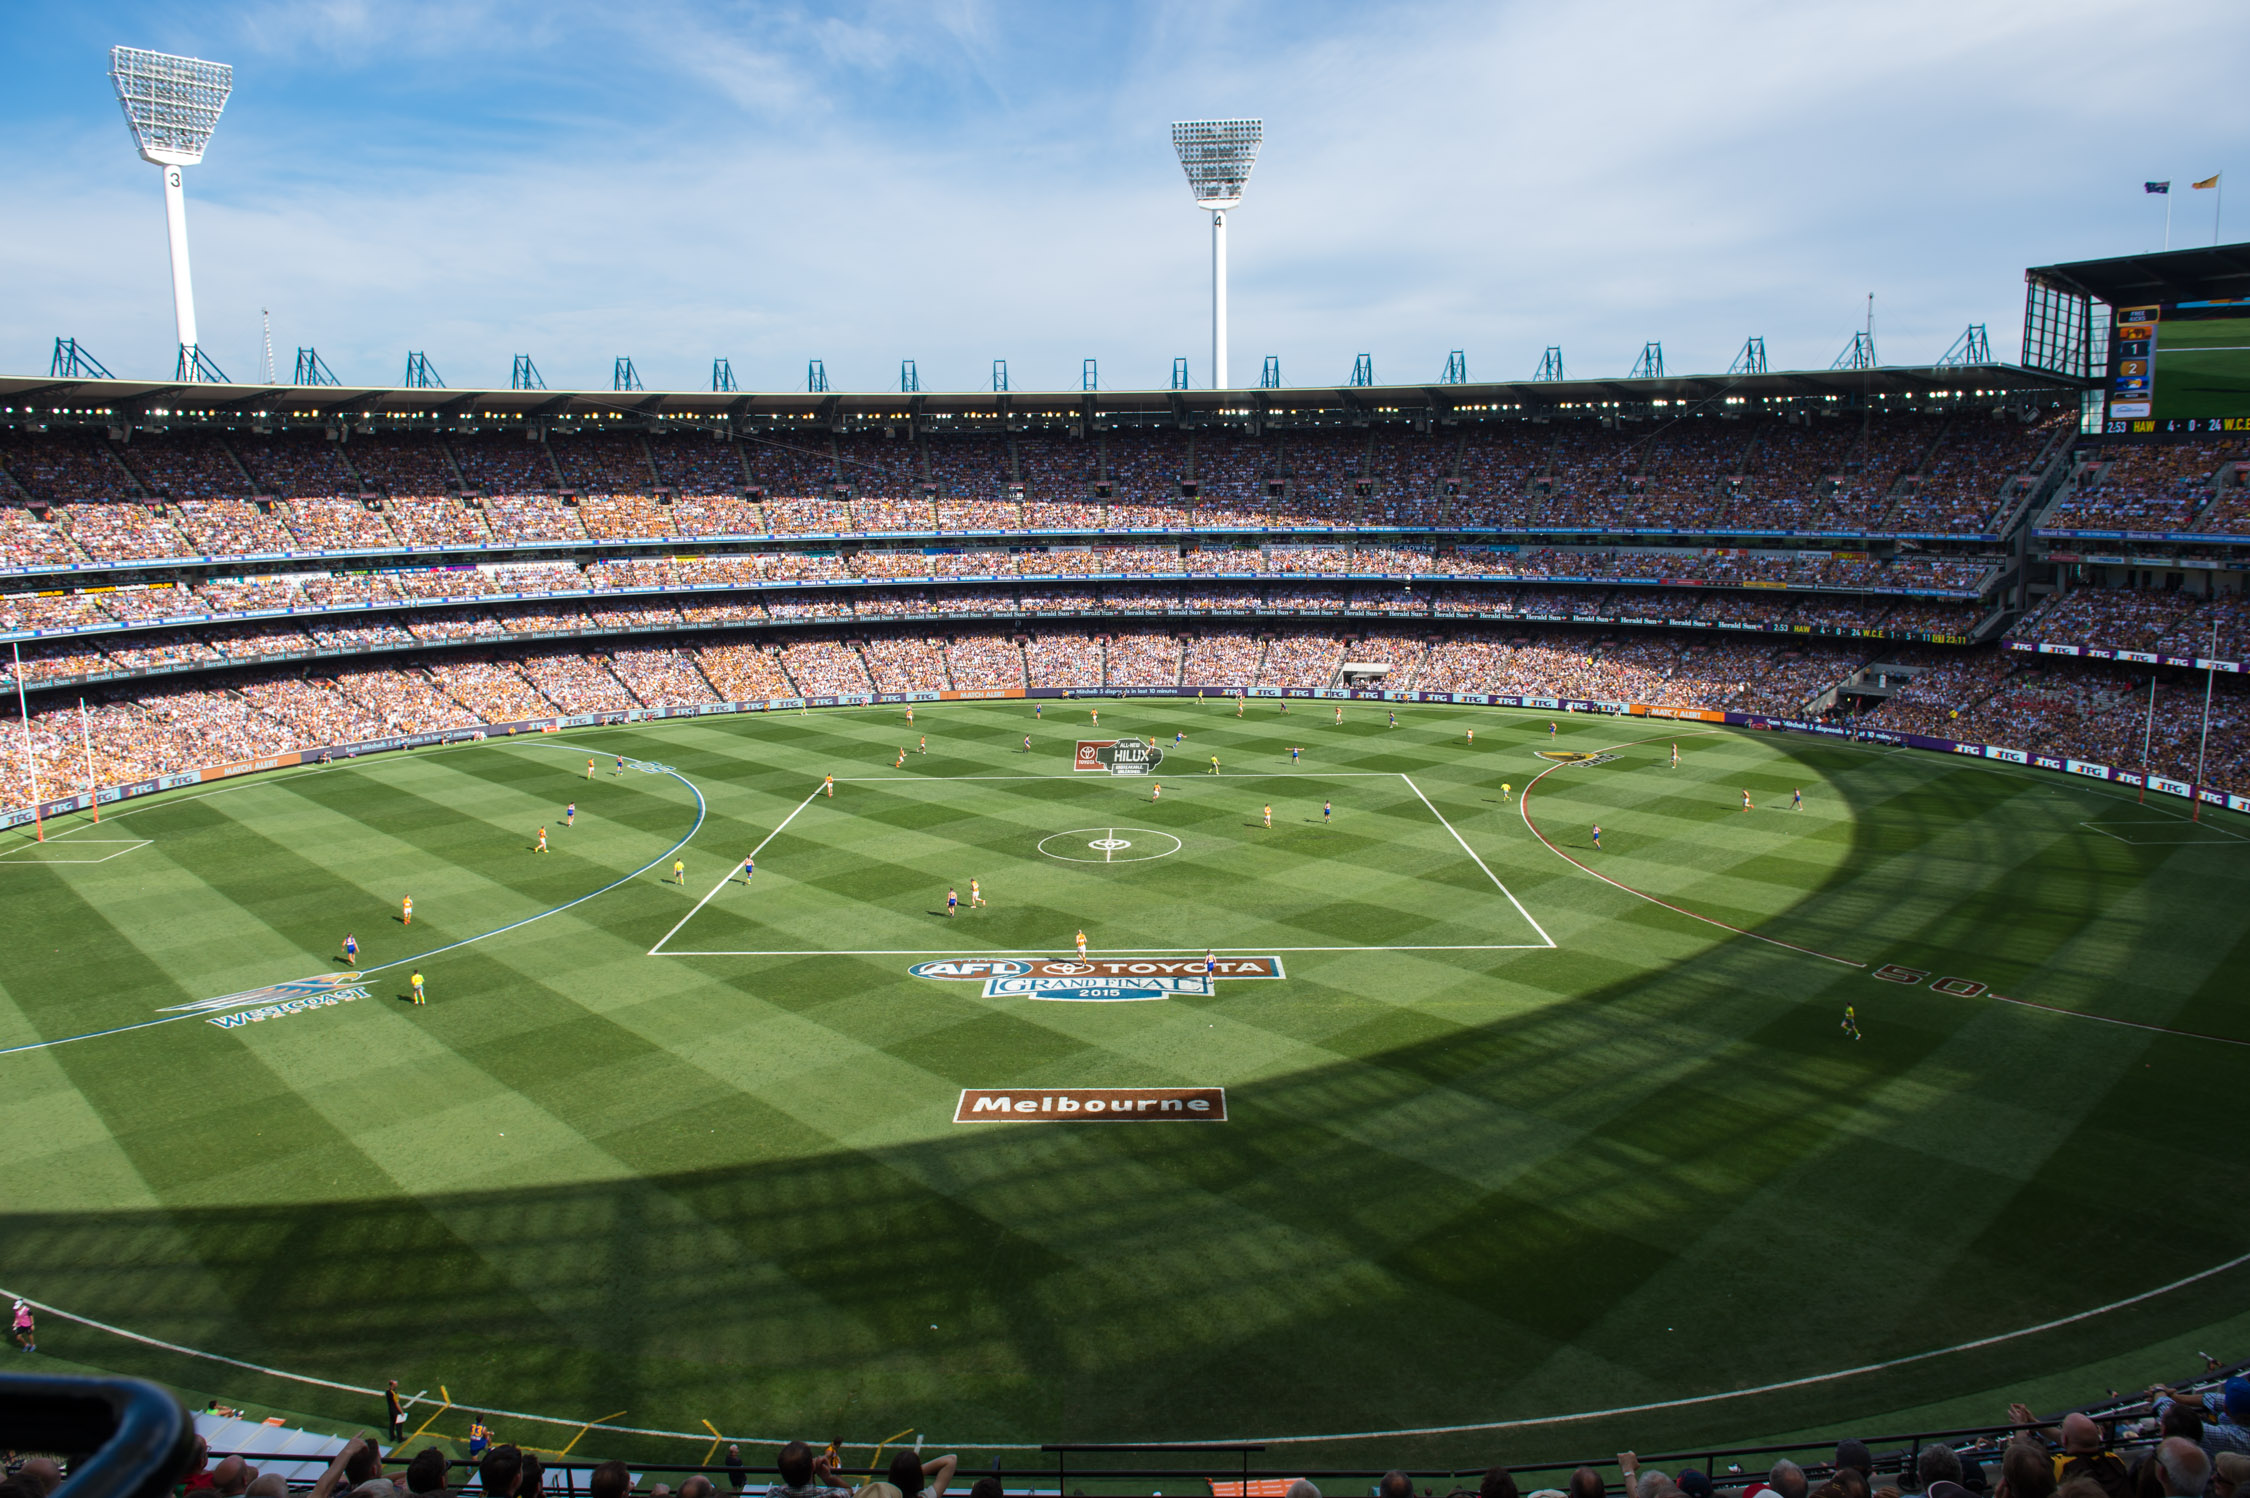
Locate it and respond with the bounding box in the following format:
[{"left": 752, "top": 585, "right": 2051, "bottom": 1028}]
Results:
[
  {"left": 535, "top": 827, "right": 548, "bottom": 853},
  {"left": 823, "top": 774, "right": 834, "bottom": 797},
  {"left": 1075, "top": 929, "right": 1088, "bottom": 960},
  {"left": 586, "top": 758, "right": 596, "bottom": 779},
  {"left": 1500, "top": 782, "right": 1512, "bottom": 802},
  {"left": 401, "top": 895, "right": 413, "bottom": 926},
  {"left": 1262, "top": 803, "right": 1271, "bottom": 828},
  {"left": 673, "top": 859, "right": 686, "bottom": 884},
  {"left": 1742, "top": 788, "right": 1753, "bottom": 811},
  {"left": 409, "top": 970, "right": 426, "bottom": 1005},
  {"left": 970, "top": 879, "right": 986, "bottom": 909}
]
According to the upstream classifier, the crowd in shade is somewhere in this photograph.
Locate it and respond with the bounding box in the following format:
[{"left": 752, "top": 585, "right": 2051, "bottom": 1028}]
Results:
[{"left": 11, "top": 1367, "right": 2246, "bottom": 1498}]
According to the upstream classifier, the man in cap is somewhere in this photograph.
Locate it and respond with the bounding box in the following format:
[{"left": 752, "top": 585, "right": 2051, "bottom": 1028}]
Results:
[{"left": 2152, "top": 1376, "right": 2250, "bottom": 1457}]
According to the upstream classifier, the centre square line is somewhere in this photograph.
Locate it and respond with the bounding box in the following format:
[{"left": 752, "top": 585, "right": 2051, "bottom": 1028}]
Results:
[{"left": 651, "top": 768, "right": 1554, "bottom": 957}]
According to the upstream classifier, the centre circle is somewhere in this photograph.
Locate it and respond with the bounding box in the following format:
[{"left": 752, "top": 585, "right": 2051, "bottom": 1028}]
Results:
[{"left": 1037, "top": 827, "right": 1183, "bottom": 864}]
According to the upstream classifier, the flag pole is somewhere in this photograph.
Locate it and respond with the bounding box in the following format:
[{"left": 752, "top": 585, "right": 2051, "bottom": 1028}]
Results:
[
  {"left": 79, "top": 697, "right": 99, "bottom": 823},
  {"left": 11, "top": 642, "right": 42, "bottom": 842},
  {"left": 2165, "top": 187, "right": 2173, "bottom": 251},
  {"left": 2192, "top": 618, "right": 2217, "bottom": 822},
  {"left": 2139, "top": 672, "right": 2156, "bottom": 804}
]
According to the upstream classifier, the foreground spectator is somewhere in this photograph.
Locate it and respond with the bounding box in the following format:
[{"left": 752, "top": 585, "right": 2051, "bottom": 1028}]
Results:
[
  {"left": 2152, "top": 1376, "right": 2250, "bottom": 1457},
  {"left": 766, "top": 1443, "right": 852, "bottom": 1498}
]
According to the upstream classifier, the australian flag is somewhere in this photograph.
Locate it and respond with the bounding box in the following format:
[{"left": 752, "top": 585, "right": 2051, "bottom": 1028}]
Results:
[{"left": 2146, "top": 181, "right": 2172, "bottom": 194}]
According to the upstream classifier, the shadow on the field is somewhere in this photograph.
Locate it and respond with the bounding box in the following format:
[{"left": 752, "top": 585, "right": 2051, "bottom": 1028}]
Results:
[{"left": 13, "top": 731, "right": 2250, "bottom": 1467}]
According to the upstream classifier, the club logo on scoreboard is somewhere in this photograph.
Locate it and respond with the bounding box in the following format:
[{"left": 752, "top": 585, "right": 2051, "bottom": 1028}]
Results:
[
  {"left": 1534, "top": 750, "right": 1618, "bottom": 766},
  {"left": 1074, "top": 739, "right": 1165, "bottom": 774}
]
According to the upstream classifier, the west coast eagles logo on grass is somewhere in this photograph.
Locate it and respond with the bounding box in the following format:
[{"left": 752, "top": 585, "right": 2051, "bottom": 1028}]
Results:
[
  {"left": 1535, "top": 750, "right": 1619, "bottom": 766},
  {"left": 1074, "top": 739, "right": 1165, "bottom": 774},
  {"left": 158, "top": 971, "right": 371, "bottom": 1029},
  {"left": 910, "top": 955, "right": 1284, "bottom": 1002}
]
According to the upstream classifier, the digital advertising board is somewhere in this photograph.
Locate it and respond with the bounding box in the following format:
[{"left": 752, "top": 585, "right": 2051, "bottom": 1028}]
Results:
[{"left": 2105, "top": 298, "right": 2250, "bottom": 434}]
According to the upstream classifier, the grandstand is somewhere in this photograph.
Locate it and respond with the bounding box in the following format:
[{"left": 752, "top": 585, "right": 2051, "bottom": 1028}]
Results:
[{"left": 1, "top": 384, "right": 2245, "bottom": 808}]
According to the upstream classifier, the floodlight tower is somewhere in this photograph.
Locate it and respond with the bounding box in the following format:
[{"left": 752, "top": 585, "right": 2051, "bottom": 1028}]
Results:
[
  {"left": 1171, "top": 119, "right": 1262, "bottom": 391},
  {"left": 108, "top": 45, "right": 234, "bottom": 382}
]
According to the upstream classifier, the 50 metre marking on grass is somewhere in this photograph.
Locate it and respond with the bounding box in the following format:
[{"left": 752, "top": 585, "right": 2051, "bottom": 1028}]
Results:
[
  {"left": 651, "top": 771, "right": 1555, "bottom": 957},
  {"left": 1516, "top": 730, "right": 1865, "bottom": 969},
  {"left": 0, "top": 744, "right": 709, "bottom": 1060}
]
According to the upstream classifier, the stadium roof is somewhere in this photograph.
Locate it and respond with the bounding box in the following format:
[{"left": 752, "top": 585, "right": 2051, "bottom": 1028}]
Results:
[
  {"left": 0, "top": 361, "right": 2072, "bottom": 426},
  {"left": 2027, "top": 240, "right": 2250, "bottom": 307}
]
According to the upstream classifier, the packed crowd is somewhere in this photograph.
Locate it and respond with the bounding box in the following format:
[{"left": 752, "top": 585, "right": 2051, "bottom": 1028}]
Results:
[
  {"left": 7, "top": 623, "right": 2249, "bottom": 808},
  {"left": 0, "top": 415, "right": 2087, "bottom": 561},
  {"left": 0, "top": 581, "right": 1986, "bottom": 689},
  {"left": 0, "top": 548, "right": 1994, "bottom": 656},
  {"left": 2043, "top": 442, "right": 2242, "bottom": 534},
  {"left": 2013, "top": 586, "right": 2249, "bottom": 662}
]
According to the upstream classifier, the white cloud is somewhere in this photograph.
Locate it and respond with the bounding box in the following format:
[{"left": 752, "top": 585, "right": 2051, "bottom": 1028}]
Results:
[{"left": 3, "top": 0, "right": 2244, "bottom": 390}]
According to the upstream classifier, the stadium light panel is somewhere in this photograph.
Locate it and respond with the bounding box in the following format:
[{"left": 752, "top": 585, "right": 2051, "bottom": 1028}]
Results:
[
  {"left": 110, "top": 46, "right": 232, "bottom": 166},
  {"left": 1171, "top": 119, "right": 1263, "bottom": 391},
  {"left": 108, "top": 45, "right": 234, "bottom": 381}
]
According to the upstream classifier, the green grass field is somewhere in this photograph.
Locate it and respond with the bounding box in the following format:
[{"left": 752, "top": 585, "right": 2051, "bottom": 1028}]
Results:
[
  {"left": 2152, "top": 313, "right": 2250, "bottom": 419},
  {"left": 4, "top": 700, "right": 2250, "bottom": 1467}
]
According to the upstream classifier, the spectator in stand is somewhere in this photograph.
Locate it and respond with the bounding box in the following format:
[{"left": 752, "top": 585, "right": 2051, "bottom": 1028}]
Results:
[
  {"left": 1916, "top": 1446, "right": 1965, "bottom": 1492},
  {"left": 766, "top": 1442, "right": 853, "bottom": 1498},
  {"left": 404, "top": 1448, "right": 452, "bottom": 1497},
  {"left": 1285, "top": 1485, "right": 1321, "bottom": 1498},
  {"left": 2152, "top": 1441, "right": 2210, "bottom": 1498},
  {"left": 479, "top": 1446, "right": 525, "bottom": 1498},
  {"left": 1566, "top": 1471, "right": 1605, "bottom": 1498},
  {"left": 1378, "top": 1475, "right": 1416, "bottom": 1498},
  {"left": 246, "top": 1478, "right": 288, "bottom": 1498},
  {"left": 1995, "top": 1440, "right": 2056, "bottom": 1498},
  {"left": 885, "top": 1452, "right": 958, "bottom": 1498},
  {"left": 2151, "top": 1375, "right": 2250, "bottom": 1456},
  {"left": 210, "top": 1457, "right": 257, "bottom": 1497},
  {"left": 590, "top": 1462, "right": 634, "bottom": 1498},
  {"left": 2215, "top": 1454, "right": 2250, "bottom": 1498},
  {"left": 2007, "top": 1409, "right": 2130, "bottom": 1498}
]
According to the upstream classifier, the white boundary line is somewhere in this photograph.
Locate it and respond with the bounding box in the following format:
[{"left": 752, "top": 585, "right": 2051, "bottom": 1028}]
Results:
[
  {"left": 2079, "top": 818, "right": 2250, "bottom": 845},
  {"left": 647, "top": 784, "right": 823, "bottom": 955},
  {"left": 1399, "top": 773, "right": 1556, "bottom": 948},
  {"left": 12, "top": 1243, "right": 2250, "bottom": 1447},
  {"left": 654, "top": 770, "right": 1556, "bottom": 957},
  {"left": 0, "top": 838, "right": 152, "bottom": 865},
  {"left": 657, "top": 944, "right": 1554, "bottom": 957},
  {"left": 837, "top": 771, "right": 1408, "bottom": 781}
]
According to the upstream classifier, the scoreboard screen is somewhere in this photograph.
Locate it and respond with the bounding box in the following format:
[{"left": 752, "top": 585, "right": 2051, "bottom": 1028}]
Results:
[{"left": 2105, "top": 299, "right": 2250, "bottom": 434}]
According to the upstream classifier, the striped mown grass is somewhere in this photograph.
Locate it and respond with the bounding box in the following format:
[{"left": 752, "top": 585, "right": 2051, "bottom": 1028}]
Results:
[{"left": 2, "top": 700, "right": 2246, "bottom": 1466}]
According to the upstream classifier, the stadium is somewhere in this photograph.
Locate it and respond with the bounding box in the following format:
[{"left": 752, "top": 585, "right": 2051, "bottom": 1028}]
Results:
[{"left": 4, "top": 15, "right": 2250, "bottom": 1498}]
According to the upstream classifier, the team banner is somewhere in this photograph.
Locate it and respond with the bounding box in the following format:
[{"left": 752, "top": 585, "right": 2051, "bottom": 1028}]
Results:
[{"left": 955, "top": 1087, "right": 1227, "bottom": 1122}]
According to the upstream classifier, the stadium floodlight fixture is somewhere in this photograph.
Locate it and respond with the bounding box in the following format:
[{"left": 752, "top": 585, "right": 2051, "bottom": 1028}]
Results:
[
  {"left": 109, "top": 45, "right": 233, "bottom": 382},
  {"left": 1171, "top": 118, "right": 1262, "bottom": 391}
]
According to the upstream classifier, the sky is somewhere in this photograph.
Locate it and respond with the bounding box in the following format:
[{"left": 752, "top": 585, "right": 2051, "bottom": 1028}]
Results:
[{"left": 1, "top": 1, "right": 2244, "bottom": 396}]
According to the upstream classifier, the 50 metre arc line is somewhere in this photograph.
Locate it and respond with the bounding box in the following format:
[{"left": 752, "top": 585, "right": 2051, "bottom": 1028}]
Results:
[{"left": 0, "top": 745, "right": 708, "bottom": 1059}]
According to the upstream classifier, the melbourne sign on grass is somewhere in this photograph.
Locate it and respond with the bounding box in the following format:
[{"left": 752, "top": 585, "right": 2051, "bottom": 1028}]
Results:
[{"left": 954, "top": 1087, "right": 1228, "bottom": 1122}]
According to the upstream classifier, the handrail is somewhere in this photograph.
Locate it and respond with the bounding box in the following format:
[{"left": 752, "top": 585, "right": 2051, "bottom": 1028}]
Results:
[{"left": 0, "top": 1371, "right": 192, "bottom": 1498}]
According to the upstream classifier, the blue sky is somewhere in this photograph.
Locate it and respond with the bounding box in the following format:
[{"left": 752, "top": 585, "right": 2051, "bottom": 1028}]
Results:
[{"left": 2, "top": 1, "right": 2244, "bottom": 394}]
